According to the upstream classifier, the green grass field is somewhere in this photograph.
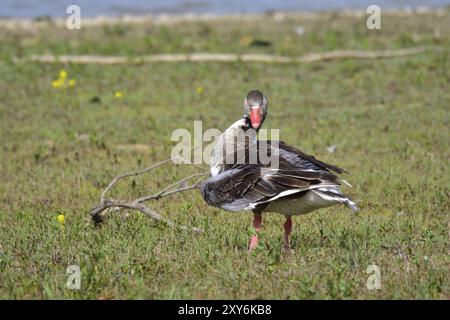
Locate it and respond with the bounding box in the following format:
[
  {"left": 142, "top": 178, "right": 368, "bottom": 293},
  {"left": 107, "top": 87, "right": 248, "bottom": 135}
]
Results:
[{"left": 0, "top": 10, "right": 449, "bottom": 299}]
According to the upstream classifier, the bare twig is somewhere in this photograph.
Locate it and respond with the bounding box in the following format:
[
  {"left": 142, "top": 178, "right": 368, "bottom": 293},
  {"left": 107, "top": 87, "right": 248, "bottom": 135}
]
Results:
[
  {"left": 150, "top": 175, "right": 207, "bottom": 199},
  {"left": 135, "top": 172, "right": 208, "bottom": 203},
  {"left": 100, "top": 153, "right": 207, "bottom": 202},
  {"left": 92, "top": 145, "right": 210, "bottom": 233},
  {"left": 15, "top": 47, "right": 440, "bottom": 65},
  {"left": 90, "top": 199, "right": 203, "bottom": 233},
  {"left": 100, "top": 158, "right": 173, "bottom": 202}
]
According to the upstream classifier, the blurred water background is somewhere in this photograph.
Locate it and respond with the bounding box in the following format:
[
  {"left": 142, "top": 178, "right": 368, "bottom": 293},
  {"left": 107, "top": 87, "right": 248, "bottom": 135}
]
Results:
[{"left": 1, "top": 0, "right": 449, "bottom": 18}]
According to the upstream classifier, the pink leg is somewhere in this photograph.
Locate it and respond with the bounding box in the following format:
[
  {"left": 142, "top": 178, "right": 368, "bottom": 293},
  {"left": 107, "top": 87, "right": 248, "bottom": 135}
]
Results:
[
  {"left": 283, "top": 216, "right": 292, "bottom": 250},
  {"left": 248, "top": 213, "right": 262, "bottom": 251}
]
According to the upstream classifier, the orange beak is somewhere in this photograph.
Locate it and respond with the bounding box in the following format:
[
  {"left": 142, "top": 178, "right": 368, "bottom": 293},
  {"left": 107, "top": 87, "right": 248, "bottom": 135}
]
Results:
[{"left": 249, "top": 107, "right": 262, "bottom": 129}]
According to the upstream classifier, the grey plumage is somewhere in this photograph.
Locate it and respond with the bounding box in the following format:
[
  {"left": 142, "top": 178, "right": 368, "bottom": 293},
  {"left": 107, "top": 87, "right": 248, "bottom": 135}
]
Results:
[
  {"left": 201, "top": 140, "right": 358, "bottom": 213},
  {"left": 202, "top": 90, "right": 358, "bottom": 250}
]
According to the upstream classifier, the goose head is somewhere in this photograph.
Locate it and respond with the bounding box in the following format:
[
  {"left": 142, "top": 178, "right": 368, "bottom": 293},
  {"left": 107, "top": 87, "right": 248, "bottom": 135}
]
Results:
[{"left": 244, "top": 90, "right": 268, "bottom": 130}]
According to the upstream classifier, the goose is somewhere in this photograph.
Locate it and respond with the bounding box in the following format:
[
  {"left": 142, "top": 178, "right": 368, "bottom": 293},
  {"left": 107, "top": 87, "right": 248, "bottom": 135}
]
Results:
[{"left": 201, "top": 90, "right": 358, "bottom": 250}]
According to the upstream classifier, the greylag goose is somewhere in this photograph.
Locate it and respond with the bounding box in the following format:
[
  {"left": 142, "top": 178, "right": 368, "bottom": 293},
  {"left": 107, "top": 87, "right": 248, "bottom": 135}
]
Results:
[{"left": 201, "top": 90, "right": 358, "bottom": 250}]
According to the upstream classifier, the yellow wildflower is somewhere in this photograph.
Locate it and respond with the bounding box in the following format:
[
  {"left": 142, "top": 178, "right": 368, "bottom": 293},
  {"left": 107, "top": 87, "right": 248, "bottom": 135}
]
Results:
[
  {"left": 52, "top": 70, "right": 70, "bottom": 89},
  {"left": 52, "top": 80, "right": 62, "bottom": 88},
  {"left": 68, "top": 79, "right": 76, "bottom": 87},
  {"left": 57, "top": 214, "right": 65, "bottom": 224},
  {"left": 196, "top": 86, "right": 204, "bottom": 94},
  {"left": 59, "top": 70, "right": 68, "bottom": 79},
  {"left": 115, "top": 91, "right": 123, "bottom": 99}
]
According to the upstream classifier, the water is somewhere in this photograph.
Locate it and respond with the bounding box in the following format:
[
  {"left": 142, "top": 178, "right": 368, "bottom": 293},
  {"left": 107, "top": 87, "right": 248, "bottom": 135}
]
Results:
[{"left": 1, "top": 0, "right": 449, "bottom": 18}]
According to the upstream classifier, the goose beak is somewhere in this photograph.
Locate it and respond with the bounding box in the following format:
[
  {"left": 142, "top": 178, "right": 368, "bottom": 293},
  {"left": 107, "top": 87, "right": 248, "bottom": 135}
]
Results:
[{"left": 249, "top": 107, "right": 262, "bottom": 129}]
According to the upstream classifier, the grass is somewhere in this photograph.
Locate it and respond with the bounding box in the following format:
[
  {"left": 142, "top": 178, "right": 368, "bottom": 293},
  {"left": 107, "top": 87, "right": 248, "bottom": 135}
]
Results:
[{"left": 0, "top": 11, "right": 449, "bottom": 299}]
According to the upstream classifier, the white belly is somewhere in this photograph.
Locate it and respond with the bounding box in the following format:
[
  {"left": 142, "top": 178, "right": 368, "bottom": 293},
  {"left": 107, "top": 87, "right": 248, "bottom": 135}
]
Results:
[{"left": 264, "top": 190, "right": 338, "bottom": 216}]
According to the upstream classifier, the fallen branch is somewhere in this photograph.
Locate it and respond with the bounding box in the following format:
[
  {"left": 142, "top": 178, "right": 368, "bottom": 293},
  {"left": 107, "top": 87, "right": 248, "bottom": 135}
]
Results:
[
  {"left": 135, "top": 172, "right": 207, "bottom": 203},
  {"left": 91, "top": 153, "right": 210, "bottom": 233},
  {"left": 90, "top": 199, "right": 204, "bottom": 233},
  {"left": 14, "top": 47, "right": 439, "bottom": 65},
  {"left": 100, "top": 158, "right": 173, "bottom": 202}
]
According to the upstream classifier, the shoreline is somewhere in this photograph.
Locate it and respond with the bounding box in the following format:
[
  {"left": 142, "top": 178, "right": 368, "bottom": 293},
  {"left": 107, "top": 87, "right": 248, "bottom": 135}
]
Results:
[{"left": 0, "top": 7, "right": 448, "bottom": 28}]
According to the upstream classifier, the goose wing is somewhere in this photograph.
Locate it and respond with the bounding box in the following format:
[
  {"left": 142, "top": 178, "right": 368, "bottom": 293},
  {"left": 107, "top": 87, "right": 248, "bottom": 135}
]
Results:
[
  {"left": 276, "top": 141, "right": 347, "bottom": 174},
  {"left": 201, "top": 140, "right": 348, "bottom": 212}
]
